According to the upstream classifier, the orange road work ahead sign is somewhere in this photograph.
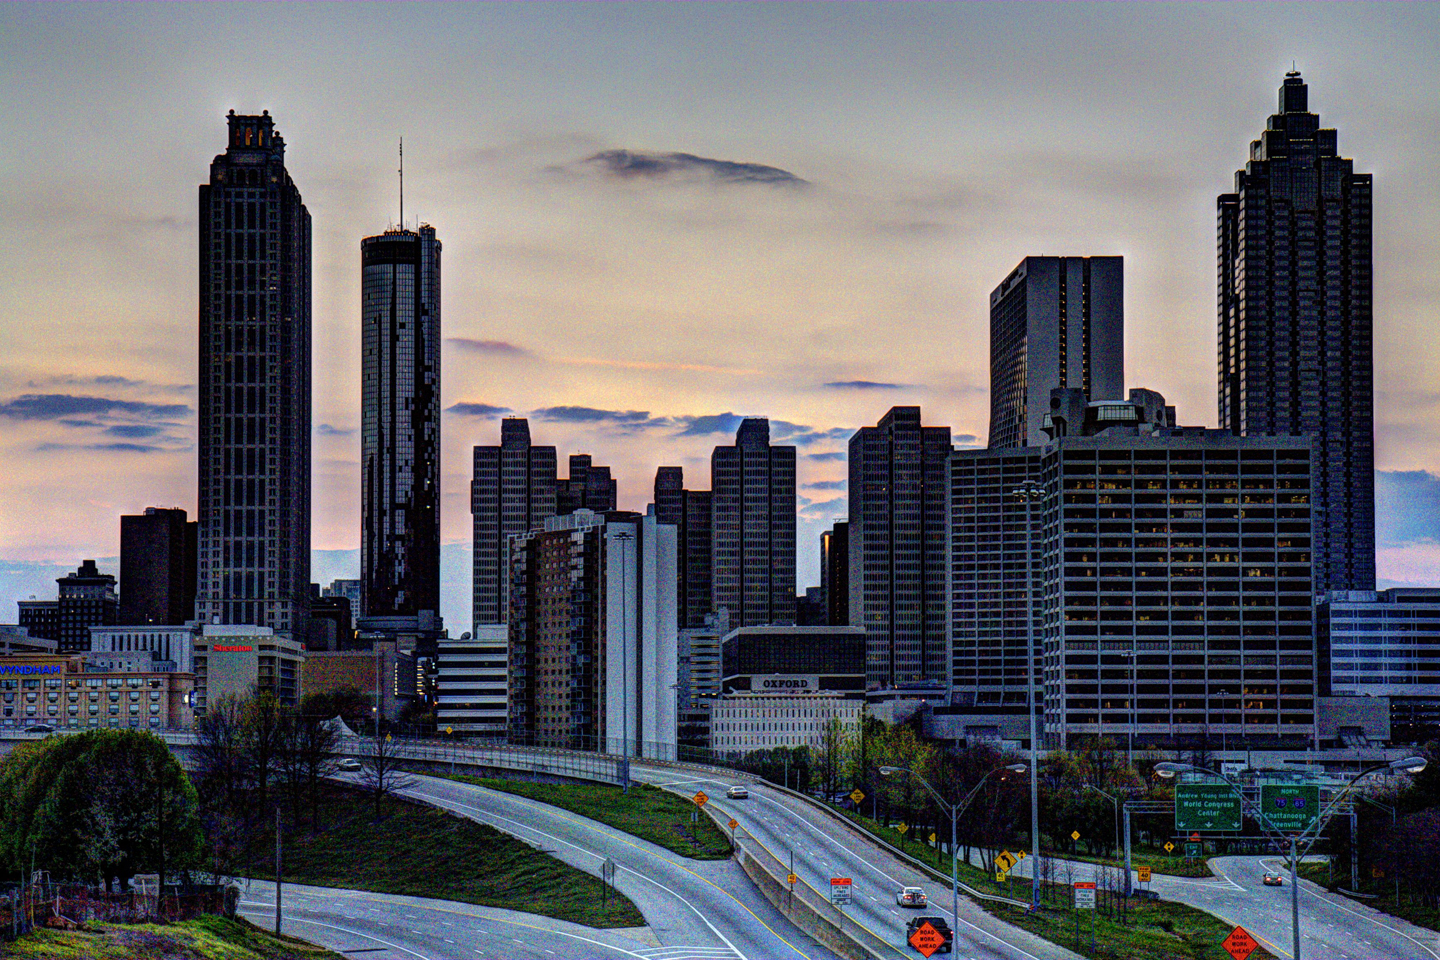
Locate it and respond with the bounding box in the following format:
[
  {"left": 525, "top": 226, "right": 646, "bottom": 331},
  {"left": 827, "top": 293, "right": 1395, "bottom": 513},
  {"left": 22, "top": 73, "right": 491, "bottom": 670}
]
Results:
[
  {"left": 693, "top": 791, "right": 708, "bottom": 807},
  {"left": 728, "top": 818, "right": 738, "bottom": 829},
  {"left": 1223, "top": 925, "right": 1258, "bottom": 960},
  {"left": 909, "top": 920, "right": 946, "bottom": 957}
]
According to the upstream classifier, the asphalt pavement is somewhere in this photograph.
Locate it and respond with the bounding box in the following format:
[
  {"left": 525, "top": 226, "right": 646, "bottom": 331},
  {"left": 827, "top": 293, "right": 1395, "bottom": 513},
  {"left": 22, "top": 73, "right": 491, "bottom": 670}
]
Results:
[
  {"left": 989, "top": 849, "right": 1440, "bottom": 960},
  {"left": 395, "top": 773, "right": 842, "bottom": 960},
  {"left": 631, "top": 763, "right": 1081, "bottom": 960},
  {"left": 237, "top": 879, "right": 672, "bottom": 959}
]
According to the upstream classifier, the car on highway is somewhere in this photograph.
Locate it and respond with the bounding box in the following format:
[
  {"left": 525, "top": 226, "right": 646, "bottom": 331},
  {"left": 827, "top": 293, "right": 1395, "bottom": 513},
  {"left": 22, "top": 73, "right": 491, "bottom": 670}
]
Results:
[
  {"left": 337, "top": 758, "right": 363, "bottom": 772},
  {"left": 726, "top": 785, "right": 748, "bottom": 799},
  {"left": 24, "top": 723, "right": 54, "bottom": 734},
  {"left": 905, "top": 915, "right": 953, "bottom": 953},
  {"left": 1263, "top": 872, "right": 1284, "bottom": 886},
  {"left": 896, "top": 886, "right": 928, "bottom": 907}
]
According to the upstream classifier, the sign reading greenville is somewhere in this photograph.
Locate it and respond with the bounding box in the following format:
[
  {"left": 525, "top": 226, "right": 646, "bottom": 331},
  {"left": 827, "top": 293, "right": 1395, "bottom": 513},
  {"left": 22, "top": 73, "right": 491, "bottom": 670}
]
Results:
[
  {"left": 0, "top": 663, "right": 64, "bottom": 675},
  {"left": 755, "top": 675, "right": 820, "bottom": 691},
  {"left": 1175, "top": 783, "right": 1243, "bottom": 832},
  {"left": 1259, "top": 784, "right": 1320, "bottom": 833}
]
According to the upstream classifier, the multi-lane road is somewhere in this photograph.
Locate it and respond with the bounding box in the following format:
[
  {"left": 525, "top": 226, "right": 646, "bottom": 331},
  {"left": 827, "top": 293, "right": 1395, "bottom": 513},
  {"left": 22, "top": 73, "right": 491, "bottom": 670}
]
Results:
[
  {"left": 630, "top": 763, "right": 1077, "bottom": 960},
  {"left": 995, "top": 846, "right": 1440, "bottom": 960}
]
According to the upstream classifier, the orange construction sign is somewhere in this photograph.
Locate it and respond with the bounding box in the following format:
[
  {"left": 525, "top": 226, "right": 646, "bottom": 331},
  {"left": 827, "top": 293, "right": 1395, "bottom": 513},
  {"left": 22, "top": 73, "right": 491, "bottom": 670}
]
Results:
[
  {"left": 693, "top": 791, "right": 708, "bottom": 807},
  {"left": 909, "top": 920, "right": 946, "bottom": 958},
  {"left": 1222, "top": 926, "right": 1258, "bottom": 960}
]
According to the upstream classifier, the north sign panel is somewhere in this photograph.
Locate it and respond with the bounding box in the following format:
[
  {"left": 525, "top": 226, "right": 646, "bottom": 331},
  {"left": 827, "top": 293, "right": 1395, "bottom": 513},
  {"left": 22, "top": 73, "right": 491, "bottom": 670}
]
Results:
[{"left": 1259, "top": 784, "right": 1320, "bottom": 833}]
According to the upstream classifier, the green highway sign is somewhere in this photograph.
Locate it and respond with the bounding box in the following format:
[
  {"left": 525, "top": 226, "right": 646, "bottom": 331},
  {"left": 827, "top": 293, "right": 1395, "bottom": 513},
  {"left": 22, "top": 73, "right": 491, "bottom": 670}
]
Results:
[
  {"left": 1175, "top": 783, "right": 1242, "bottom": 832},
  {"left": 1259, "top": 784, "right": 1320, "bottom": 833}
]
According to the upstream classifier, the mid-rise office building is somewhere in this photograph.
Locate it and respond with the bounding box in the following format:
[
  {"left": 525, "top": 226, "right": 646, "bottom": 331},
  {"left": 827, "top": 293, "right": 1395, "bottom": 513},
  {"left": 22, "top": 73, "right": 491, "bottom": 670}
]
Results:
[
  {"left": 119, "top": 507, "right": 198, "bottom": 625},
  {"left": 507, "top": 511, "right": 677, "bottom": 758},
  {"left": 88, "top": 624, "right": 196, "bottom": 675},
  {"left": 557, "top": 455, "right": 617, "bottom": 515},
  {"left": 988, "top": 256, "right": 1124, "bottom": 449},
  {"left": 361, "top": 225, "right": 442, "bottom": 620},
  {"left": 19, "top": 561, "right": 120, "bottom": 655},
  {"left": 197, "top": 110, "right": 312, "bottom": 634},
  {"left": 471, "top": 418, "right": 558, "bottom": 630},
  {"left": 849, "top": 407, "right": 951, "bottom": 687},
  {"left": 1318, "top": 589, "right": 1440, "bottom": 740},
  {"left": 0, "top": 626, "right": 56, "bottom": 656},
  {"left": 1036, "top": 397, "right": 1316, "bottom": 750},
  {"left": 720, "top": 625, "right": 866, "bottom": 695},
  {"left": 193, "top": 623, "right": 304, "bottom": 712},
  {"left": 0, "top": 656, "right": 194, "bottom": 732},
  {"left": 1219, "top": 72, "right": 1374, "bottom": 593},
  {"left": 677, "top": 615, "right": 725, "bottom": 750},
  {"left": 653, "top": 466, "right": 714, "bottom": 629},
  {"left": 711, "top": 418, "right": 796, "bottom": 627},
  {"left": 436, "top": 625, "right": 509, "bottom": 736},
  {"left": 323, "top": 579, "right": 362, "bottom": 620},
  {"left": 711, "top": 693, "right": 861, "bottom": 754},
  {"left": 821, "top": 522, "right": 849, "bottom": 626}
]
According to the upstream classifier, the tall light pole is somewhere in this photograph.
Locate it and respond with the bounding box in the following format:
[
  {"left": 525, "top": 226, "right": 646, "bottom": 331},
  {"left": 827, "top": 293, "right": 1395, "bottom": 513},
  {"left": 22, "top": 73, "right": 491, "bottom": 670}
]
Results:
[
  {"left": 1154, "top": 755, "right": 1426, "bottom": 960},
  {"left": 1013, "top": 479, "right": 1045, "bottom": 909},
  {"left": 1357, "top": 795, "right": 1399, "bottom": 906},
  {"left": 1084, "top": 784, "right": 1121, "bottom": 861},
  {"left": 1115, "top": 649, "right": 1135, "bottom": 767},
  {"left": 881, "top": 762, "right": 1026, "bottom": 930},
  {"left": 613, "top": 529, "right": 635, "bottom": 794}
]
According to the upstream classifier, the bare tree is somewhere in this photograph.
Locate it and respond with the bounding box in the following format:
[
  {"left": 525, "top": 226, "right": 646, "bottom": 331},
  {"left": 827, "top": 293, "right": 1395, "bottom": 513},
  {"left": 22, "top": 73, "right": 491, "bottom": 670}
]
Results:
[
  {"left": 295, "top": 708, "right": 341, "bottom": 830},
  {"left": 360, "top": 732, "right": 417, "bottom": 820}
]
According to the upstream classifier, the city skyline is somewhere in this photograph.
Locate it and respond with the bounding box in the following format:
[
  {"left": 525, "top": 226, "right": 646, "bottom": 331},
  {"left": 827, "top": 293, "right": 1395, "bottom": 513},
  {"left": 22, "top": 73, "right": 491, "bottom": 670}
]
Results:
[{"left": 4, "top": 5, "right": 1440, "bottom": 634}]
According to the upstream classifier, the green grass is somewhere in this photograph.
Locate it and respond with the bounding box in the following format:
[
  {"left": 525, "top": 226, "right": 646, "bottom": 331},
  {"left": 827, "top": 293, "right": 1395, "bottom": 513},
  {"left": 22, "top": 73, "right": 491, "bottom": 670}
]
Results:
[
  {"left": 1043, "top": 845, "right": 1216, "bottom": 879},
  {"left": 6, "top": 915, "right": 342, "bottom": 960},
  {"left": 835, "top": 807, "right": 1275, "bottom": 960},
  {"left": 237, "top": 783, "right": 644, "bottom": 929},
  {"left": 1298, "top": 863, "right": 1440, "bottom": 934},
  {"left": 441, "top": 774, "right": 733, "bottom": 860}
]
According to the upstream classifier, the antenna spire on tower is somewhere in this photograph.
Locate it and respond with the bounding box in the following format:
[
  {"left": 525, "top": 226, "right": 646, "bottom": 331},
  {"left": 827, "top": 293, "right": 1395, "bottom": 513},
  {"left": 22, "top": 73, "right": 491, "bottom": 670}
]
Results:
[{"left": 399, "top": 137, "right": 404, "bottom": 229}]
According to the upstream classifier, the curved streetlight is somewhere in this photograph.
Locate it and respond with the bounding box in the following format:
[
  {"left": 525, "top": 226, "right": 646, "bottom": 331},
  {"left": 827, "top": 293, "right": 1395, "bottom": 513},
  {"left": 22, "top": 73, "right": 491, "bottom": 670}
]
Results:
[
  {"left": 881, "top": 762, "right": 1027, "bottom": 927},
  {"left": 1153, "top": 756, "right": 1426, "bottom": 960},
  {"left": 1013, "top": 479, "right": 1045, "bottom": 910}
]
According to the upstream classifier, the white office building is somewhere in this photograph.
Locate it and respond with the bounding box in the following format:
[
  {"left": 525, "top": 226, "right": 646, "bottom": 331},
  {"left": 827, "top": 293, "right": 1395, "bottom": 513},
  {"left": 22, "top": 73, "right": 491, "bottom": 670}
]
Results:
[
  {"left": 88, "top": 624, "right": 196, "bottom": 675},
  {"left": 711, "top": 692, "right": 861, "bottom": 753},
  {"left": 436, "top": 624, "right": 509, "bottom": 736}
]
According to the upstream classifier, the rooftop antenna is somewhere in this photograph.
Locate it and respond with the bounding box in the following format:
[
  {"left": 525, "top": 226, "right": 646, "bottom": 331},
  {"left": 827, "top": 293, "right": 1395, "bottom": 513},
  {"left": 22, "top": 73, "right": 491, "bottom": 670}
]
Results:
[{"left": 398, "top": 137, "right": 404, "bottom": 230}]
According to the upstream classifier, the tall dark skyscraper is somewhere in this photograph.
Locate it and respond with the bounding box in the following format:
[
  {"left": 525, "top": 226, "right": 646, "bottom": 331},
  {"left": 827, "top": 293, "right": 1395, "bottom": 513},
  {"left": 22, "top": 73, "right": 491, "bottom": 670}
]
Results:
[
  {"left": 557, "top": 455, "right": 617, "bottom": 515},
  {"left": 471, "top": 418, "right": 557, "bottom": 630},
  {"left": 361, "top": 225, "right": 442, "bottom": 619},
  {"left": 821, "top": 521, "right": 849, "bottom": 627},
  {"left": 197, "top": 111, "right": 312, "bottom": 634},
  {"left": 849, "top": 407, "right": 951, "bottom": 687},
  {"left": 120, "top": 507, "right": 198, "bottom": 625},
  {"left": 711, "top": 418, "right": 796, "bottom": 627},
  {"left": 1219, "top": 72, "right": 1374, "bottom": 592},
  {"left": 653, "top": 466, "right": 713, "bottom": 629},
  {"left": 988, "top": 256, "right": 1124, "bottom": 449}
]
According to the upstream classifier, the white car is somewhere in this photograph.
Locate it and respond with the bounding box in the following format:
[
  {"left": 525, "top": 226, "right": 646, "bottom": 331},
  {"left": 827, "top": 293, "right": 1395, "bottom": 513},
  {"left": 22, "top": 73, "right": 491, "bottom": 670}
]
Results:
[
  {"left": 337, "top": 758, "right": 362, "bottom": 772},
  {"left": 896, "top": 886, "right": 928, "bottom": 908},
  {"left": 727, "top": 785, "right": 749, "bottom": 799}
]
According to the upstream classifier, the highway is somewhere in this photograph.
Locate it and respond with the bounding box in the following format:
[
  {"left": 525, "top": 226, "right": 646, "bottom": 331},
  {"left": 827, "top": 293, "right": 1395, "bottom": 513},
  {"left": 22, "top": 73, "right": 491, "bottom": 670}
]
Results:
[
  {"left": 632, "top": 763, "right": 1080, "bottom": 960},
  {"left": 238, "top": 879, "right": 672, "bottom": 960},
  {"left": 994, "top": 849, "right": 1440, "bottom": 960},
  {"left": 390, "top": 773, "right": 842, "bottom": 960}
]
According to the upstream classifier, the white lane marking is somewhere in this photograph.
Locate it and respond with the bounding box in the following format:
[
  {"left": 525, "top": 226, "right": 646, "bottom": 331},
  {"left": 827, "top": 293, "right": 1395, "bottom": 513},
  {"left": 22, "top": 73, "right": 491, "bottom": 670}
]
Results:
[
  {"left": 238, "top": 903, "right": 432, "bottom": 960},
  {"left": 1258, "top": 857, "right": 1440, "bottom": 960},
  {"left": 409, "top": 785, "right": 751, "bottom": 960}
]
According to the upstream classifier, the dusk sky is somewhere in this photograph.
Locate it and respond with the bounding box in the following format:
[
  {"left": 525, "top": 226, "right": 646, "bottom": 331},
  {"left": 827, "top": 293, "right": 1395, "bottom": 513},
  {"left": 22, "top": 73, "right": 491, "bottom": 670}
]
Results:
[{"left": 3, "top": 3, "right": 1439, "bottom": 633}]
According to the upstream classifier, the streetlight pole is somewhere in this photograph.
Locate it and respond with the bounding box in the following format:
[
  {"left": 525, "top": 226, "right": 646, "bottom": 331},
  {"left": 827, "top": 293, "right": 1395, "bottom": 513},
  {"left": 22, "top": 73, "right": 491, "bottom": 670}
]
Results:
[
  {"left": 1014, "top": 480, "right": 1044, "bottom": 909},
  {"left": 1358, "top": 795, "right": 1400, "bottom": 906},
  {"left": 881, "top": 762, "right": 1026, "bottom": 931},
  {"left": 1084, "top": 784, "right": 1121, "bottom": 863},
  {"left": 1154, "top": 755, "right": 1427, "bottom": 960},
  {"left": 613, "top": 529, "right": 635, "bottom": 794}
]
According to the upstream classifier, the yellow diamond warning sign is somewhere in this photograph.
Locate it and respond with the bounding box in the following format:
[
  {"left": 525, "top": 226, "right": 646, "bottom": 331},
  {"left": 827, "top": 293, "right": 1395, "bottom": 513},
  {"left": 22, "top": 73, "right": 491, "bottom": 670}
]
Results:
[{"left": 693, "top": 791, "right": 708, "bottom": 807}]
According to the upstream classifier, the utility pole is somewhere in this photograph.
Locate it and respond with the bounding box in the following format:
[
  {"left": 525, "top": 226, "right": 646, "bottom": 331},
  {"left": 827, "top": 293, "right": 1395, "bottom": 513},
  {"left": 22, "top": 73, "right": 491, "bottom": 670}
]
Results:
[
  {"left": 274, "top": 806, "right": 283, "bottom": 936},
  {"left": 1014, "top": 480, "right": 1044, "bottom": 910},
  {"left": 614, "top": 529, "right": 635, "bottom": 793}
]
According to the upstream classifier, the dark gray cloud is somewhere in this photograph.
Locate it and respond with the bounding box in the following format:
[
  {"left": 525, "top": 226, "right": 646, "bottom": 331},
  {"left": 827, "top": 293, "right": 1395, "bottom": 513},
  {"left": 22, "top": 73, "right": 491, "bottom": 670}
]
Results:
[
  {"left": 317, "top": 423, "right": 356, "bottom": 436},
  {"left": 953, "top": 433, "right": 981, "bottom": 447},
  {"left": 806, "top": 479, "right": 847, "bottom": 491},
  {"left": 28, "top": 374, "right": 193, "bottom": 394},
  {"left": 0, "top": 393, "right": 191, "bottom": 421},
  {"left": 447, "top": 338, "right": 535, "bottom": 357},
  {"left": 672, "top": 412, "right": 748, "bottom": 437},
  {"left": 823, "top": 380, "right": 911, "bottom": 390},
  {"left": 446, "top": 402, "right": 515, "bottom": 418},
  {"left": 806, "top": 451, "right": 846, "bottom": 462},
  {"left": 800, "top": 496, "right": 847, "bottom": 518},
  {"left": 584, "top": 149, "right": 808, "bottom": 187},
  {"left": 103, "top": 424, "right": 164, "bottom": 439},
  {"left": 1377, "top": 470, "right": 1440, "bottom": 547},
  {"left": 36, "top": 441, "right": 178, "bottom": 454},
  {"left": 772, "top": 420, "right": 852, "bottom": 446},
  {"left": 533, "top": 406, "right": 661, "bottom": 427}
]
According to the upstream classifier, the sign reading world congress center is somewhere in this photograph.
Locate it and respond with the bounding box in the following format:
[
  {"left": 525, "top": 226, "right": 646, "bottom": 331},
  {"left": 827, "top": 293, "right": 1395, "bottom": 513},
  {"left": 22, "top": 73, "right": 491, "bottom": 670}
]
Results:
[
  {"left": 1259, "top": 784, "right": 1320, "bottom": 833},
  {"left": 1175, "top": 783, "right": 1243, "bottom": 832}
]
